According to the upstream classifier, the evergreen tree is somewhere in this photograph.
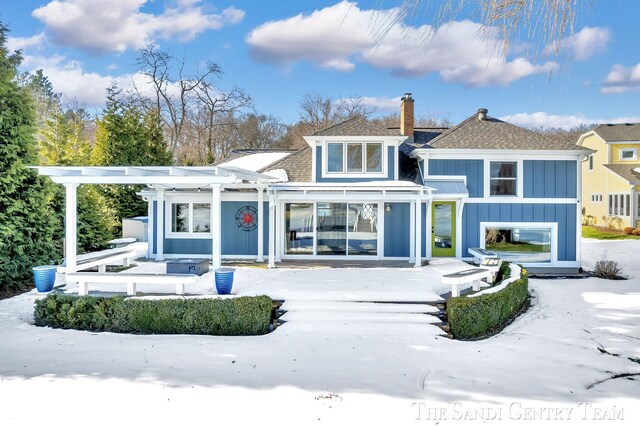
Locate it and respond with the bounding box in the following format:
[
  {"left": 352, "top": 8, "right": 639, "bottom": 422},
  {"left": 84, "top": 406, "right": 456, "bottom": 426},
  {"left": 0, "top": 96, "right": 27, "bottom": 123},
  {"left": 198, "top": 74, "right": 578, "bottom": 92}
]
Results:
[
  {"left": 40, "top": 107, "right": 117, "bottom": 252},
  {"left": 92, "top": 86, "right": 172, "bottom": 225},
  {"left": 0, "top": 24, "right": 61, "bottom": 289}
]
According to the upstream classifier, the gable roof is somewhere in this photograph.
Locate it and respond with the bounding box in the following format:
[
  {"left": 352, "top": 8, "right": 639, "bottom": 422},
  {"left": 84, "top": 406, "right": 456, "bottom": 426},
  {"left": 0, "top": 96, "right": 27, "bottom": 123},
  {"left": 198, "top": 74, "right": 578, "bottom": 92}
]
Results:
[
  {"left": 312, "top": 116, "right": 401, "bottom": 137},
  {"left": 260, "top": 147, "right": 312, "bottom": 182},
  {"left": 603, "top": 164, "right": 640, "bottom": 184},
  {"left": 593, "top": 123, "right": 640, "bottom": 141},
  {"left": 426, "top": 111, "right": 585, "bottom": 151}
]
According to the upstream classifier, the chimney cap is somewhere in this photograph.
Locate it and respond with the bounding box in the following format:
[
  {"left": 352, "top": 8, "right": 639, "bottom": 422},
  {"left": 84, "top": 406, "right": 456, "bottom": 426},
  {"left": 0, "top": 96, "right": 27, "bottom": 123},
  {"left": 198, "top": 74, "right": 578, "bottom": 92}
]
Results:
[
  {"left": 477, "top": 108, "right": 488, "bottom": 120},
  {"left": 402, "top": 92, "right": 413, "bottom": 101}
]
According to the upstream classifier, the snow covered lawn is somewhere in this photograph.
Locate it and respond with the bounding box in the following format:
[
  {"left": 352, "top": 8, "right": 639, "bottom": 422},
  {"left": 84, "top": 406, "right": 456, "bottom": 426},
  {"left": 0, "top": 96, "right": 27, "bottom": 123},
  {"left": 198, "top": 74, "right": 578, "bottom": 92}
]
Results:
[{"left": 1, "top": 242, "right": 639, "bottom": 425}]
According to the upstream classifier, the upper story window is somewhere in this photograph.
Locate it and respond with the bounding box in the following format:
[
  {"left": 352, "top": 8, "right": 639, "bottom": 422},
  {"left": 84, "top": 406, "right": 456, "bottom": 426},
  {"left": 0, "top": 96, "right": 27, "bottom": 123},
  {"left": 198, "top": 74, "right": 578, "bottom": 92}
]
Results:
[
  {"left": 489, "top": 161, "right": 517, "bottom": 196},
  {"left": 326, "top": 142, "right": 383, "bottom": 174},
  {"left": 170, "top": 202, "right": 211, "bottom": 235},
  {"left": 619, "top": 148, "right": 637, "bottom": 161},
  {"left": 588, "top": 154, "right": 594, "bottom": 170}
]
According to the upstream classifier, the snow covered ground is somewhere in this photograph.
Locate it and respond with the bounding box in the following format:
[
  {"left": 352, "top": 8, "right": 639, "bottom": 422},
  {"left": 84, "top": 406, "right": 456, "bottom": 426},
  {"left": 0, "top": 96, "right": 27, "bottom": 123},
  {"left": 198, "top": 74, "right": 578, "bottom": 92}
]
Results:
[{"left": 1, "top": 241, "right": 639, "bottom": 425}]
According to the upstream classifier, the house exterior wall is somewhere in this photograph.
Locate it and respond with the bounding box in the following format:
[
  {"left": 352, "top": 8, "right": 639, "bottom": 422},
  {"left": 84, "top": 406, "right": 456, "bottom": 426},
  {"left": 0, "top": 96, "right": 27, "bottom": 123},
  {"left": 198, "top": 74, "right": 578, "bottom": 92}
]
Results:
[
  {"left": 151, "top": 200, "right": 269, "bottom": 257},
  {"left": 462, "top": 203, "right": 577, "bottom": 262},
  {"left": 427, "top": 159, "right": 484, "bottom": 197},
  {"left": 523, "top": 160, "right": 577, "bottom": 198},
  {"left": 580, "top": 133, "right": 636, "bottom": 228},
  {"left": 315, "top": 145, "right": 396, "bottom": 182},
  {"left": 383, "top": 202, "right": 411, "bottom": 257},
  {"left": 610, "top": 143, "right": 640, "bottom": 162}
]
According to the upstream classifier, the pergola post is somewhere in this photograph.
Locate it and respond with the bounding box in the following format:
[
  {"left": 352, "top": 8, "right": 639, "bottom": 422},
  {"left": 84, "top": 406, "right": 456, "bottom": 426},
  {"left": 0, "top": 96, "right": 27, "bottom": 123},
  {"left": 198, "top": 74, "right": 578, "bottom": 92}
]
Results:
[
  {"left": 146, "top": 196, "right": 153, "bottom": 259},
  {"left": 268, "top": 191, "right": 276, "bottom": 268},
  {"left": 64, "top": 183, "right": 78, "bottom": 273},
  {"left": 414, "top": 195, "right": 422, "bottom": 268},
  {"left": 409, "top": 200, "right": 416, "bottom": 263},
  {"left": 211, "top": 184, "right": 222, "bottom": 269},
  {"left": 257, "top": 186, "right": 265, "bottom": 262},
  {"left": 156, "top": 189, "right": 164, "bottom": 261}
]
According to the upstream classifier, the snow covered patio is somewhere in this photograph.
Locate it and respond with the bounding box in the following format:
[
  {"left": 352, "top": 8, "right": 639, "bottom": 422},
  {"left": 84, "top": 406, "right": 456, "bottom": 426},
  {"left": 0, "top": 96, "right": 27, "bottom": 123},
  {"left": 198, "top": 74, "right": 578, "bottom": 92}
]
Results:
[{"left": 1, "top": 240, "right": 639, "bottom": 425}]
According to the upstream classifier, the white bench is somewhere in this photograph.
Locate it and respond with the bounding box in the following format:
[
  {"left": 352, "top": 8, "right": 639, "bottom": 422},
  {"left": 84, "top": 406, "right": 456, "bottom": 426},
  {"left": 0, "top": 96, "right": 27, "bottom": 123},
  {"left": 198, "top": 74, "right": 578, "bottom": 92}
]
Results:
[
  {"left": 442, "top": 268, "right": 492, "bottom": 297},
  {"left": 468, "top": 247, "right": 497, "bottom": 265},
  {"left": 66, "top": 272, "right": 199, "bottom": 296},
  {"left": 58, "top": 249, "right": 139, "bottom": 273}
]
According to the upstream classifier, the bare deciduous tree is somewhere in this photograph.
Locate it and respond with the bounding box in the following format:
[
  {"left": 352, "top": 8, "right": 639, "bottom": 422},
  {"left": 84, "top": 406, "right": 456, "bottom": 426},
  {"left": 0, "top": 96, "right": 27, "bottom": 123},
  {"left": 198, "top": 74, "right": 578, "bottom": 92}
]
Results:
[{"left": 298, "top": 93, "right": 376, "bottom": 133}]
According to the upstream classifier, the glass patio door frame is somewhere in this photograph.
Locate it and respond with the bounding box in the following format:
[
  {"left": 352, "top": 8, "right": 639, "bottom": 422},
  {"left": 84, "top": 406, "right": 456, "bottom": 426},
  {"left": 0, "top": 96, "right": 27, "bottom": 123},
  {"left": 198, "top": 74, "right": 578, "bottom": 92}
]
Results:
[
  {"left": 280, "top": 200, "right": 383, "bottom": 258},
  {"left": 431, "top": 200, "right": 456, "bottom": 257}
]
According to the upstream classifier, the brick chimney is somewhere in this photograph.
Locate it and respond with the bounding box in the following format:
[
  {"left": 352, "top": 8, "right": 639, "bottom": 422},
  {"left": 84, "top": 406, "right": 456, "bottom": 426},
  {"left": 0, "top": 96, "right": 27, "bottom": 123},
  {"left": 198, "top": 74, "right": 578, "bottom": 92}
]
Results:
[{"left": 400, "top": 93, "right": 414, "bottom": 136}]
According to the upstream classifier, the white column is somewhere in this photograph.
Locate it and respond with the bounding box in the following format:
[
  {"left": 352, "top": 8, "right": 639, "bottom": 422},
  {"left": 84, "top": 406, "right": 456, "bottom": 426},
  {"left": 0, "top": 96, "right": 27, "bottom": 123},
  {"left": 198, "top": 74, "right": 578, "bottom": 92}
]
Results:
[
  {"left": 409, "top": 201, "right": 416, "bottom": 263},
  {"left": 156, "top": 189, "right": 164, "bottom": 261},
  {"left": 414, "top": 196, "right": 422, "bottom": 268},
  {"left": 274, "top": 193, "right": 282, "bottom": 262},
  {"left": 268, "top": 191, "right": 276, "bottom": 268},
  {"left": 257, "top": 186, "right": 264, "bottom": 262},
  {"left": 211, "top": 184, "right": 222, "bottom": 269},
  {"left": 64, "top": 183, "right": 78, "bottom": 274},
  {"left": 146, "top": 197, "right": 153, "bottom": 259}
]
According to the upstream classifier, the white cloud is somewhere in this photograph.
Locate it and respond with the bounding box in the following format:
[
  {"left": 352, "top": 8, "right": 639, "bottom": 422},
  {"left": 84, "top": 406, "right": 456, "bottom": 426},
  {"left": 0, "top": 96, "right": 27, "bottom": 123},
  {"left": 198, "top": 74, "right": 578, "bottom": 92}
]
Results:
[
  {"left": 355, "top": 96, "right": 401, "bottom": 111},
  {"left": 601, "top": 63, "right": 640, "bottom": 94},
  {"left": 32, "top": 0, "right": 245, "bottom": 54},
  {"left": 246, "top": 1, "right": 555, "bottom": 86},
  {"left": 500, "top": 112, "right": 640, "bottom": 130},
  {"left": 546, "top": 26, "right": 611, "bottom": 61},
  {"left": 6, "top": 33, "right": 46, "bottom": 52}
]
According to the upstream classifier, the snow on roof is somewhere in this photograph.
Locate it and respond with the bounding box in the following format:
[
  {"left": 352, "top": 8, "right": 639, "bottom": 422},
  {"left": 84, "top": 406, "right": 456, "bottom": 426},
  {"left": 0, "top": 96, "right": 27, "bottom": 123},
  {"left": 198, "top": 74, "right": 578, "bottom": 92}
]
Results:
[{"left": 216, "top": 152, "right": 293, "bottom": 172}]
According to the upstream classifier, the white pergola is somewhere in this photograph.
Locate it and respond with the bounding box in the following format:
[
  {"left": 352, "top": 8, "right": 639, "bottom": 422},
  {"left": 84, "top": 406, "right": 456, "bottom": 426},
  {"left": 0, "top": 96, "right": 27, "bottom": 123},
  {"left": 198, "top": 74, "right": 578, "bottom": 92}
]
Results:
[{"left": 36, "top": 166, "right": 275, "bottom": 273}]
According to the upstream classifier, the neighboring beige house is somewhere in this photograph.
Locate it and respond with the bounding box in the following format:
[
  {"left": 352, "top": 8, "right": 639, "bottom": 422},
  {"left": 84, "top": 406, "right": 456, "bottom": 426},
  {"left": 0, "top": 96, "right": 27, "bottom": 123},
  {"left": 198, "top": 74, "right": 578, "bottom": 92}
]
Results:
[{"left": 577, "top": 124, "right": 640, "bottom": 229}]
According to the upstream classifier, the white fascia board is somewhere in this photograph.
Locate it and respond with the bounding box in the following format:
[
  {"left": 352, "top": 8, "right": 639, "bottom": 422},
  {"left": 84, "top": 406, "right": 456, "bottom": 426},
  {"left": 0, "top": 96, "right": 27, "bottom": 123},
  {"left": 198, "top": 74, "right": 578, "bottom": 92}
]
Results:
[
  {"left": 411, "top": 148, "right": 590, "bottom": 160},
  {"left": 304, "top": 135, "right": 406, "bottom": 144}
]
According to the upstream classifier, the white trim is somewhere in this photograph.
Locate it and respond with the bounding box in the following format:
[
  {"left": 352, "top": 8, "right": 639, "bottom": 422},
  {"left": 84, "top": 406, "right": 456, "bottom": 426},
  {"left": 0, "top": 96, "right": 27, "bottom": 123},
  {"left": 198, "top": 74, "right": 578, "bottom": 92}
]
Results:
[
  {"left": 257, "top": 187, "right": 264, "bottom": 262},
  {"left": 412, "top": 149, "right": 589, "bottom": 160},
  {"left": 576, "top": 158, "right": 582, "bottom": 266},
  {"left": 465, "top": 197, "right": 578, "bottom": 204},
  {"left": 424, "top": 200, "right": 432, "bottom": 260},
  {"left": 484, "top": 159, "right": 522, "bottom": 198},
  {"left": 268, "top": 191, "right": 276, "bottom": 268},
  {"left": 146, "top": 199, "right": 153, "bottom": 259},
  {"left": 619, "top": 147, "right": 638, "bottom": 161},
  {"left": 414, "top": 198, "right": 422, "bottom": 267},
  {"left": 480, "top": 222, "right": 559, "bottom": 265}
]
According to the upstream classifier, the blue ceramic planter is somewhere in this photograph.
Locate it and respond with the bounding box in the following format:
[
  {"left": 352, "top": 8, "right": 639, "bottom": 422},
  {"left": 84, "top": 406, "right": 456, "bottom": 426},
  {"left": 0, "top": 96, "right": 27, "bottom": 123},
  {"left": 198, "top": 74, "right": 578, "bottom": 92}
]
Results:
[
  {"left": 33, "top": 265, "right": 57, "bottom": 293},
  {"left": 214, "top": 268, "right": 235, "bottom": 295}
]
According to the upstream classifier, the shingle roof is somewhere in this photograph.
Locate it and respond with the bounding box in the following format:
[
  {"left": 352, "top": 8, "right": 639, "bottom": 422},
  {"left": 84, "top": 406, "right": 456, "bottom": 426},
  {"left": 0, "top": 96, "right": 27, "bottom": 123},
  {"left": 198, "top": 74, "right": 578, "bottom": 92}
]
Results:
[
  {"left": 593, "top": 123, "right": 640, "bottom": 141},
  {"left": 603, "top": 164, "right": 640, "bottom": 184},
  {"left": 413, "top": 128, "right": 447, "bottom": 145},
  {"left": 260, "top": 147, "right": 312, "bottom": 182},
  {"left": 313, "top": 116, "right": 401, "bottom": 137},
  {"left": 426, "top": 112, "right": 586, "bottom": 150}
]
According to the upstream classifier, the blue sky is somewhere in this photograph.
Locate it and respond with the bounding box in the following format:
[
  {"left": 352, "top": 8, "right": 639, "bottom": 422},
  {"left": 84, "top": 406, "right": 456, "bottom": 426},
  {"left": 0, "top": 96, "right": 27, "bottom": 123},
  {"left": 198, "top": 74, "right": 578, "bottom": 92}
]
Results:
[{"left": 2, "top": 0, "right": 639, "bottom": 128}]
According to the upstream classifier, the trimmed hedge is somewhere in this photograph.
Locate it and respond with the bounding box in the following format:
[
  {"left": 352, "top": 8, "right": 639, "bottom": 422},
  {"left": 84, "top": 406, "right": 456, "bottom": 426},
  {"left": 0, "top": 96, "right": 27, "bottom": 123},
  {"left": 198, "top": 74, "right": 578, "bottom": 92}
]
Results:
[
  {"left": 446, "top": 264, "right": 529, "bottom": 340},
  {"left": 34, "top": 294, "right": 273, "bottom": 336}
]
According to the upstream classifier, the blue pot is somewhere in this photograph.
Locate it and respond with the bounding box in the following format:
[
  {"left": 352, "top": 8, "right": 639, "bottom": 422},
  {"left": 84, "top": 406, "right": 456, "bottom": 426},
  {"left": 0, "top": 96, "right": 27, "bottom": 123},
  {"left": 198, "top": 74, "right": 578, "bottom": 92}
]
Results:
[
  {"left": 33, "top": 265, "right": 57, "bottom": 293},
  {"left": 214, "top": 268, "right": 235, "bottom": 295}
]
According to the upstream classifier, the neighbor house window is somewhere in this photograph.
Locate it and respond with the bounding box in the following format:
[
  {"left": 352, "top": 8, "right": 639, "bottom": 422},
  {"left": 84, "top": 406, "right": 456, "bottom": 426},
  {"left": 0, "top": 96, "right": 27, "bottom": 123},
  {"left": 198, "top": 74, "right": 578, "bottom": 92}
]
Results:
[
  {"left": 591, "top": 193, "right": 603, "bottom": 203},
  {"left": 170, "top": 202, "right": 211, "bottom": 234},
  {"left": 588, "top": 155, "right": 594, "bottom": 170},
  {"left": 608, "top": 194, "right": 631, "bottom": 216},
  {"left": 484, "top": 225, "right": 552, "bottom": 263},
  {"left": 326, "top": 142, "right": 383, "bottom": 174},
  {"left": 619, "top": 148, "right": 637, "bottom": 161},
  {"left": 489, "top": 161, "right": 517, "bottom": 196}
]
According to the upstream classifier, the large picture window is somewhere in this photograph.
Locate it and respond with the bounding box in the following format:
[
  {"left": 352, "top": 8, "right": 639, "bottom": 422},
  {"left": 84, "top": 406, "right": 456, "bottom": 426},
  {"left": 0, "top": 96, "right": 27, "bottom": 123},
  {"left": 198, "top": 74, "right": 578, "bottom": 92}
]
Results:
[
  {"left": 326, "top": 142, "right": 383, "bottom": 174},
  {"left": 169, "top": 202, "right": 211, "bottom": 235},
  {"left": 609, "top": 194, "right": 631, "bottom": 216},
  {"left": 484, "top": 225, "right": 552, "bottom": 263},
  {"left": 489, "top": 161, "right": 517, "bottom": 196}
]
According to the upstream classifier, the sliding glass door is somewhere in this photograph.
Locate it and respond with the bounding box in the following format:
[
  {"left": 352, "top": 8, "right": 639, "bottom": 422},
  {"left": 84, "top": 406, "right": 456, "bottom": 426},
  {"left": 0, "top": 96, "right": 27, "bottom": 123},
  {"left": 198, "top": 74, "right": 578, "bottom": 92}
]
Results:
[{"left": 286, "top": 202, "right": 378, "bottom": 257}]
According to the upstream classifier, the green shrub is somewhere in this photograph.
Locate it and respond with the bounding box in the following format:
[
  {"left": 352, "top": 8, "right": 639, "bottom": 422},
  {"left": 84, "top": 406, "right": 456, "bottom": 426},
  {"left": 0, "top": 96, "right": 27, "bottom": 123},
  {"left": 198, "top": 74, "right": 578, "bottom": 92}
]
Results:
[
  {"left": 34, "top": 294, "right": 273, "bottom": 336},
  {"left": 446, "top": 265, "right": 529, "bottom": 340}
]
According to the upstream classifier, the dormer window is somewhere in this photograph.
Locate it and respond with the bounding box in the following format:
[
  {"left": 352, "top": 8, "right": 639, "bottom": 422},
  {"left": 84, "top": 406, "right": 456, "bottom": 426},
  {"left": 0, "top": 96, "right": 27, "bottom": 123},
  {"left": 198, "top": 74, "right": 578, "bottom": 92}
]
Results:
[
  {"left": 326, "top": 142, "right": 383, "bottom": 174},
  {"left": 619, "top": 148, "right": 637, "bottom": 161}
]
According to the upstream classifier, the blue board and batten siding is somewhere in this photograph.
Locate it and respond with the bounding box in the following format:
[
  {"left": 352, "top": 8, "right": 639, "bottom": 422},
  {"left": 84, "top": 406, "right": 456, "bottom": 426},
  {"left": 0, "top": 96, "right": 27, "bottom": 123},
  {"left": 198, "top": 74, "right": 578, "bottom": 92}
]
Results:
[
  {"left": 427, "top": 159, "right": 484, "bottom": 197},
  {"left": 151, "top": 201, "right": 269, "bottom": 256},
  {"left": 315, "top": 145, "right": 395, "bottom": 182},
  {"left": 463, "top": 203, "right": 577, "bottom": 261},
  {"left": 523, "top": 160, "right": 577, "bottom": 198},
  {"left": 383, "top": 203, "right": 411, "bottom": 257}
]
